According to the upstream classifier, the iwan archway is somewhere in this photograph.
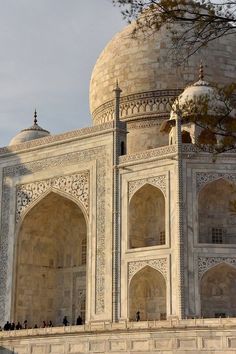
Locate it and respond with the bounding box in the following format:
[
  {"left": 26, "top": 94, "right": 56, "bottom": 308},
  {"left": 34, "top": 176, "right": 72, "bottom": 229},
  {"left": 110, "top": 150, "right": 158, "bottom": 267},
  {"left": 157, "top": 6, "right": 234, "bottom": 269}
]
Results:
[{"left": 14, "top": 192, "right": 87, "bottom": 327}]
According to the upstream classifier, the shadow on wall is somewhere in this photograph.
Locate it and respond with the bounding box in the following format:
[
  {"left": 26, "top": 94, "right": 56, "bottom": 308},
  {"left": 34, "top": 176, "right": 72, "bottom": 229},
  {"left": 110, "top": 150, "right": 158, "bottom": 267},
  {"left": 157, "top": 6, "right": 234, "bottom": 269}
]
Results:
[{"left": 0, "top": 348, "right": 16, "bottom": 354}]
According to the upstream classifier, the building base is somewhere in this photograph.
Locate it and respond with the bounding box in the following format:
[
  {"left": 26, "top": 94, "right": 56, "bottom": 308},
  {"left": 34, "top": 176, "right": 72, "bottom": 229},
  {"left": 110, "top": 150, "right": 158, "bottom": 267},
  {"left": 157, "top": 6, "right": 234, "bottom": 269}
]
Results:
[{"left": 1, "top": 318, "right": 236, "bottom": 353}]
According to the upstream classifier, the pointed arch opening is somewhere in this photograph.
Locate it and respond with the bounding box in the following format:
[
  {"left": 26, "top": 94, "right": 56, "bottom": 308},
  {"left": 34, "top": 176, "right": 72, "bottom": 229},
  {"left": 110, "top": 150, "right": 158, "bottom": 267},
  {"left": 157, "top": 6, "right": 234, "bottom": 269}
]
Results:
[
  {"left": 129, "top": 266, "right": 166, "bottom": 321},
  {"left": 14, "top": 192, "right": 87, "bottom": 327},
  {"left": 200, "top": 263, "right": 236, "bottom": 318},
  {"left": 129, "top": 184, "right": 165, "bottom": 248},
  {"left": 198, "top": 178, "right": 236, "bottom": 244},
  {"left": 181, "top": 130, "right": 192, "bottom": 143}
]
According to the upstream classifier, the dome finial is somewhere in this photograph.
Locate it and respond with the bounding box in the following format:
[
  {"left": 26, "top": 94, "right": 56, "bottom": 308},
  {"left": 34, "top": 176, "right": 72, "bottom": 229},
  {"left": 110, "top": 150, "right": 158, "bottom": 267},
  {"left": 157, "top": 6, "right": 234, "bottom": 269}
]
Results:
[
  {"left": 199, "top": 61, "right": 204, "bottom": 81},
  {"left": 114, "top": 79, "right": 122, "bottom": 93},
  {"left": 34, "top": 109, "right": 38, "bottom": 125}
]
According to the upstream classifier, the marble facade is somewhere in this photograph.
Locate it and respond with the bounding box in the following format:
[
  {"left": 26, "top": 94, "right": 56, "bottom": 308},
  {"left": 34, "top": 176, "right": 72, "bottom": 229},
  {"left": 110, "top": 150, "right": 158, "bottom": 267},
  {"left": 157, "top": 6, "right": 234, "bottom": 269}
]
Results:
[{"left": 0, "top": 17, "right": 236, "bottom": 353}]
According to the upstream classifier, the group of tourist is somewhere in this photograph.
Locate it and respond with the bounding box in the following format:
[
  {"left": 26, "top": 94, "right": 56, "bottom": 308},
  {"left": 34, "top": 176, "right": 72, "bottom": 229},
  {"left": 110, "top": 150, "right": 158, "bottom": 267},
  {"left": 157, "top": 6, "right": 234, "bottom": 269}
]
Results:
[
  {"left": 1, "top": 319, "right": 53, "bottom": 331},
  {"left": 0, "top": 315, "right": 83, "bottom": 331}
]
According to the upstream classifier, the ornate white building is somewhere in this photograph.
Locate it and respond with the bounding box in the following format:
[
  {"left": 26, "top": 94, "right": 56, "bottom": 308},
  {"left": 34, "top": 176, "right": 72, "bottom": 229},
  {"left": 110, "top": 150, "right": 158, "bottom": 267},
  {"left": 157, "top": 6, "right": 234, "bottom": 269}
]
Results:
[{"left": 1, "top": 20, "right": 236, "bottom": 354}]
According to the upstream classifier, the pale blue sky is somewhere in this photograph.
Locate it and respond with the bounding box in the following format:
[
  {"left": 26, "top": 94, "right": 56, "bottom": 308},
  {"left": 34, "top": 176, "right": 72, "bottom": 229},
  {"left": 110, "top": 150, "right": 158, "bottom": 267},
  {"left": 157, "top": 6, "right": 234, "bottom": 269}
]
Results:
[{"left": 0, "top": 0, "right": 124, "bottom": 146}]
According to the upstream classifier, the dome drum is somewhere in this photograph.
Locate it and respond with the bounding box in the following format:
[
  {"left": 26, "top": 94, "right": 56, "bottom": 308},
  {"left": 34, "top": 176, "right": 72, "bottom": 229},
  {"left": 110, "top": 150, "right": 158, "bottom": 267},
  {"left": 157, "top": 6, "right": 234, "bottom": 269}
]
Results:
[{"left": 92, "top": 89, "right": 180, "bottom": 125}]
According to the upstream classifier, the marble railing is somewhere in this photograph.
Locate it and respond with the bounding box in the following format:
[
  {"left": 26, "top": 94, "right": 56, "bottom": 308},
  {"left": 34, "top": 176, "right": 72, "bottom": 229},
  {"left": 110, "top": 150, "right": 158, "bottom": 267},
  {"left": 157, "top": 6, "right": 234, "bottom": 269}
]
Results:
[
  {"left": 1, "top": 317, "right": 236, "bottom": 338},
  {"left": 119, "top": 145, "right": 178, "bottom": 164}
]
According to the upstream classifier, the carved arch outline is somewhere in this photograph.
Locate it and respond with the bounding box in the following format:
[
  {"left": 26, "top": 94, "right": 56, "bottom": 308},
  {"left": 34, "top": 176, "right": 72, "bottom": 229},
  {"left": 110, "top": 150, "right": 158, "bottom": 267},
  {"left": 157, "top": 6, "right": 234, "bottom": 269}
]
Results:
[
  {"left": 198, "top": 257, "right": 236, "bottom": 279},
  {"left": 15, "top": 171, "right": 89, "bottom": 224},
  {"left": 196, "top": 172, "right": 236, "bottom": 194},
  {"left": 16, "top": 187, "right": 89, "bottom": 234},
  {"left": 128, "top": 258, "right": 167, "bottom": 283},
  {"left": 128, "top": 175, "right": 166, "bottom": 202}
]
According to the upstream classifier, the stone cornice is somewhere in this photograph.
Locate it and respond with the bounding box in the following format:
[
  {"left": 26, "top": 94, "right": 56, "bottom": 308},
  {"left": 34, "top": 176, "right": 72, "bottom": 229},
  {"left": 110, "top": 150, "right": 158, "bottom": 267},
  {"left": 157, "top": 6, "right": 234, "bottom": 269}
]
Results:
[
  {"left": 119, "top": 145, "right": 177, "bottom": 165},
  {"left": 0, "top": 121, "right": 114, "bottom": 157}
]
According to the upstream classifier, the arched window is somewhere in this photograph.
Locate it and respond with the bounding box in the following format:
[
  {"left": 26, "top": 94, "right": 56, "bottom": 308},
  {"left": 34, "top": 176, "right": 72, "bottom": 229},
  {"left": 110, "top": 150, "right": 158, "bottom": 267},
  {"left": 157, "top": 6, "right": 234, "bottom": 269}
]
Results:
[
  {"left": 200, "top": 263, "right": 236, "bottom": 318},
  {"left": 198, "top": 178, "right": 236, "bottom": 244},
  {"left": 129, "top": 184, "right": 165, "bottom": 248},
  {"left": 181, "top": 130, "right": 192, "bottom": 143},
  {"left": 120, "top": 141, "right": 126, "bottom": 155},
  {"left": 129, "top": 266, "right": 166, "bottom": 321}
]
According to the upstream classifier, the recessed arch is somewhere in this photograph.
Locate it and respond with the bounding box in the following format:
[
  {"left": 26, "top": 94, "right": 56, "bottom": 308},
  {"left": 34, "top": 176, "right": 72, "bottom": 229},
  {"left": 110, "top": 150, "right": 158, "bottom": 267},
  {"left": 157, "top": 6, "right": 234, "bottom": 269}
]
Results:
[
  {"left": 129, "top": 184, "right": 165, "bottom": 248},
  {"left": 129, "top": 266, "right": 166, "bottom": 321},
  {"left": 198, "top": 178, "right": 236, "bottom": 244},
  {"left": 181, "top": 130, "right": 192, "bottom": 143},
  {"left": 14, "top": 191, "right": 88, "bottom": 327},
  {"left": 200, "top": 263, "right": 236, "bottom": 317}
]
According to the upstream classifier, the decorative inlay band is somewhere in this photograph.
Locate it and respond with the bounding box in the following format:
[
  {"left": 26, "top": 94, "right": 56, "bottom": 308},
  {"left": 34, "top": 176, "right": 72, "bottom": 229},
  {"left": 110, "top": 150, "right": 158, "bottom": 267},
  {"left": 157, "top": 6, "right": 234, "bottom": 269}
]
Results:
[
  {"left": 128, "top": 175, "right": 166, "bottom": 200},
  {"left": 196, "top": 172, "right": 236, "bottom": 193},
  {"left": 198, "top": 256, "right": 236, "bottom": 278},
  {"left": 127, "top": 119, "right": 162, "bottom": 130},
  {"left": 16, "top": 171, "right": 89, "bottom": 223},
  {"left": 128, "top": 258, "right": 167, "bottom": 281},
  {"left": 119, "top": 145, "right": 177, "bottom": 164},
  {"left": 92, "top": 89, "right": 181, "bottom": 125}
]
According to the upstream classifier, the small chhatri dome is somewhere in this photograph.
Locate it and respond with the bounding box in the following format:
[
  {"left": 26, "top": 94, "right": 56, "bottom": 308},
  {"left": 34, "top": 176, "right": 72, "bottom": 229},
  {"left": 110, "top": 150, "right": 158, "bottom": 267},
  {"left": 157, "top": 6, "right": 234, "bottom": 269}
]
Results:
[
  {"left": 9, "top": 110, "right": 50, "bottom": 146},
  {"left": 170, "top": 63, "right": 227, "bottom": 119}
]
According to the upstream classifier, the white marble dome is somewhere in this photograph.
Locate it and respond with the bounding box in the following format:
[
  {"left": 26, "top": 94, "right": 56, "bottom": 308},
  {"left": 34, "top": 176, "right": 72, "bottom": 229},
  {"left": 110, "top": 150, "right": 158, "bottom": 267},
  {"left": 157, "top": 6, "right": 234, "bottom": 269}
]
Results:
[
  {"left": 170, "top": 77, "right": 228, "bottom": 119},
  {"left": 9, "top": 113, "right": 50, "bottom": 146},
  {"left": 90, "top": 22, "right": 236, "bottom": 125}
]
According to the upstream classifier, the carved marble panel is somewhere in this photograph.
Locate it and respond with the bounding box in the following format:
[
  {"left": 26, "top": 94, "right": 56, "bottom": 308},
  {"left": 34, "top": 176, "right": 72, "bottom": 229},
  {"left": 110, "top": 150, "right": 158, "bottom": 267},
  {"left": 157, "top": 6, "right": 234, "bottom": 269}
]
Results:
[
  {"left": 128, "top": 175, "right": 166, "bottom": 201},
  {"left": 128, "top": 258, "right": 167, "bottom": 281},
  {"left": 198, "top": 256, "right": 236, "bottom": 278},
  {"left": 16, "top": 171, "right": 89, "bottom": 223}
]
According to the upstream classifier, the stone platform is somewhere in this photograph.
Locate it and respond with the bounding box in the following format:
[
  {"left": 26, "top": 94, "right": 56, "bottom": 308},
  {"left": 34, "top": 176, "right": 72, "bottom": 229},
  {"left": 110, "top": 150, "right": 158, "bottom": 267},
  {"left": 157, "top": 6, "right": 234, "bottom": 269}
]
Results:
[{"left": 1, "top": 318, "right": 236, "bottom": 353}]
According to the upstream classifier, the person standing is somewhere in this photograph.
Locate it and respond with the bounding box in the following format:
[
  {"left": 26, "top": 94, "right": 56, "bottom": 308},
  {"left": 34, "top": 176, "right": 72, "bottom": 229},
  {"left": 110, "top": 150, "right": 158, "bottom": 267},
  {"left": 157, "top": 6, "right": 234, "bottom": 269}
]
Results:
[
  {"left": 136, "top": 311, "right": 140, "bottom": 321},
  {"left": 63, "top": 316, "right": 69, "bottom": 326}
]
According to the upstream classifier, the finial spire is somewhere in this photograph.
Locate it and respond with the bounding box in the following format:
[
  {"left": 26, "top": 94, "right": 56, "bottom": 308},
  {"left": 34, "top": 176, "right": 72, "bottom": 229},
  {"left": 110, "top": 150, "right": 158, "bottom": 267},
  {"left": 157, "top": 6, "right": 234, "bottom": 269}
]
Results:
[
  {"left": 199, "top": 61, "right": 204, "bottom": 81},
  {"left": 34, "top": 109, "right": 38, "bottom": 125},
  {"left": 114, "top": 79, "right": 122, "bottom": 93}
]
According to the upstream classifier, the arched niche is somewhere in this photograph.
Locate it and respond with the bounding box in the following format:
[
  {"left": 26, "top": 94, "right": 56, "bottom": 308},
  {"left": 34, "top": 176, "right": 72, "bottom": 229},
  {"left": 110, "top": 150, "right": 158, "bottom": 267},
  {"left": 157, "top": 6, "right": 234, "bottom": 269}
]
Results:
[
  {"left": 198, "top": 178, "right": 236, "bottom": 244},
  {"left": 201, "top": 263, "right": 236, "bottom": 317},
  {"left": 129, "top": 184, "right": 165, "bottom": 248},
  {"left": 129, "top": 266, "right": 166, "bottom": 321},
  {"left": 14, "top": 192, "right": 87, "bottom": 327},
  {"left": 181, "top": 130, "right": 192, "bottom": 143}
]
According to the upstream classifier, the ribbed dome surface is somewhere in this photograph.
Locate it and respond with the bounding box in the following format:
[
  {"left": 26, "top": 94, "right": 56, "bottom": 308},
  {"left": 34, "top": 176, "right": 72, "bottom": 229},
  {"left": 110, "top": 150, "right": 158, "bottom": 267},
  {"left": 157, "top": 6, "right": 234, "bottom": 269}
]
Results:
[{"left": 90, "top": 22, "right": 236, "bottom": 125}]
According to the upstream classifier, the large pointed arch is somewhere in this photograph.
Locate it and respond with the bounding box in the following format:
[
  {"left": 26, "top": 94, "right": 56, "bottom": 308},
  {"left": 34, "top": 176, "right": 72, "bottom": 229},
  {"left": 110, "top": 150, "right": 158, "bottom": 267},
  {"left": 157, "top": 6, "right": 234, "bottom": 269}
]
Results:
[
  {"left": 129, "top": 184, "right": 165, "bottom": 248},
  {"left": 13, "top": 191, "right": 88, "bottom": 327},
  {"left": 129, "top": 266, "right": 166, "bottom": 321}
]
